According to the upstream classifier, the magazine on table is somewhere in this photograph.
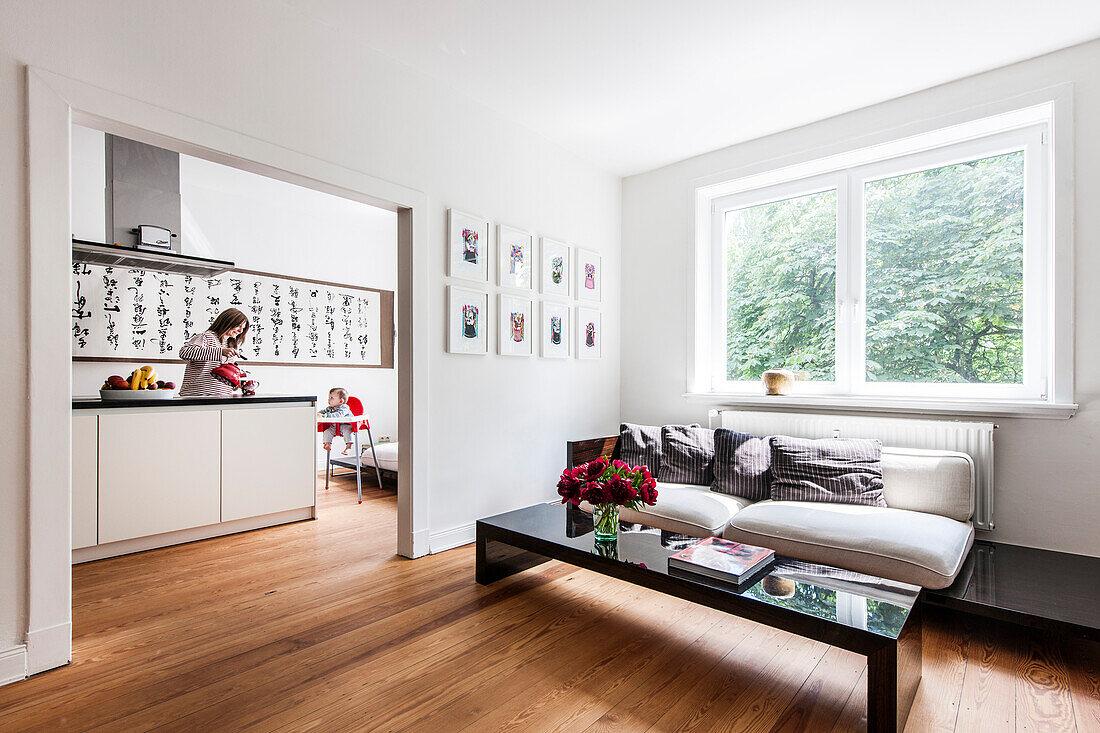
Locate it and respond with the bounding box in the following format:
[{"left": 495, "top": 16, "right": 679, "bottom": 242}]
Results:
[{"left": 668, "top": 537, "right": 775, "bottom": 584}]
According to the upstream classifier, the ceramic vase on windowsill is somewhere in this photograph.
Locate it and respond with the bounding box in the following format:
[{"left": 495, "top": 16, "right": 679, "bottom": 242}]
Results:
[{"left": 556, "top": 457, "right": 660, "bottom": 550}]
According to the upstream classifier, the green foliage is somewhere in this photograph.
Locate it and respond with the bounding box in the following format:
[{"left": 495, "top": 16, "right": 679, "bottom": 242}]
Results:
[
  {"left": 724, "top": 152, "right": 1024, "bottom": 385},
  {"left": 726, "top": 190, "right": 837, "bottom": 381},
  {"left": 865, "top": 152, "right": 1024, "bottom": 383}
]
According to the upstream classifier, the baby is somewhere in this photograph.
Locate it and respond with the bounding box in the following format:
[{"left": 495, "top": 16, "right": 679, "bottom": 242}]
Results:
[{"left": 319, "top": 387, "right": 355, "bottom": 455}]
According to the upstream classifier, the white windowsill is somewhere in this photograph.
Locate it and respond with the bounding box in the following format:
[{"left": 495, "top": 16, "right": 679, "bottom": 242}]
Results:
[{"left": 682, "top": 392, "right": 1078, "bottom": 420}]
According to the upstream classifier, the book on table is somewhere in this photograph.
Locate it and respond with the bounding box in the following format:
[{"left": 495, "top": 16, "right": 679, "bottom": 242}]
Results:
[{"left": 668, "top": 537, "right": 775, "bottom": 584}]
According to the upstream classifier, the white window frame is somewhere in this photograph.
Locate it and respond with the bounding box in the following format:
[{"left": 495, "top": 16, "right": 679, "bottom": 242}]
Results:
[{"left": 690, "top": 98, "right": 1076, "bottom": 419}]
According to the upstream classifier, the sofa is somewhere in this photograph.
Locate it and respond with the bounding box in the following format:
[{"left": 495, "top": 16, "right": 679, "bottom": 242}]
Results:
[{"left": 567, "top": 434, "right": 976, "bottom": 589}]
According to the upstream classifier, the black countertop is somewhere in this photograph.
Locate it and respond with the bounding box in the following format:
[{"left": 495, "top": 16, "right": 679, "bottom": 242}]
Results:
[{"left": 73, "top": 394, "right": 317, "bottom": 409}]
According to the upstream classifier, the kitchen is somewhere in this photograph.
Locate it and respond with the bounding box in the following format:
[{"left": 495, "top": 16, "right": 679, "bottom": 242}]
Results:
[{"left": 69, "top": 124, "right": 398, "bottom": 561}]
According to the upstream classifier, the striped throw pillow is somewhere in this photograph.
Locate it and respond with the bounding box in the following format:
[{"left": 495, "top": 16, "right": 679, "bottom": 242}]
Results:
[
  {"left": 769, "top": 436, "right": 887, "bottom": 507},
  {"left": 618, "top": 423, "right": 662, "bottom": 474},
  {"left": 710, "top": 429, "right": 771, "bottom": 501},
  {"left": 658, "top": 425, "right": 715, "bottom": 485}
]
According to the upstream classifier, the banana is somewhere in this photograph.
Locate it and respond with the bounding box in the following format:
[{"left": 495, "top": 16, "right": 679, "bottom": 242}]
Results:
[
  {"left": 130, "top": 368, "right": 141, "bottom": 390},
  {"left": 137, "top": 365, "right": 157, "bottom": 389}
]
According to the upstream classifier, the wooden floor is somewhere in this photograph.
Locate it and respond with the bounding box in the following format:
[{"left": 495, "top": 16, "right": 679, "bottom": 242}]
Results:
[{"left": 1, "top": 474, "right": 1097, "bottom": 732}]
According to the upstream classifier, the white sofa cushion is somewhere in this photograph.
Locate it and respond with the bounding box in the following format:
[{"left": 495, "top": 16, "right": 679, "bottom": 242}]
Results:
[
  {"left": 724, "top": 500, "right": 974, "bottom": 589},
  {"left": 881, "top": 447, "right": 974, "bottom": 521},
  {"left": 581, "top": 483, "right": 753, "bottom": 537}
]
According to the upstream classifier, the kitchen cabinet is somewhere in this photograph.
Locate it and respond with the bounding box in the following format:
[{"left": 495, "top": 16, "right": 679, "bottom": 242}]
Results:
[
  {"left": 97, "top": 409, "right": 222, "bottom": 544},
  {"left": 72, "top": 414, "right": 98, "bottom": 550},
  {"left": 71, "top": 395, "right": 317, "bottom": 562},
  {"left": 221, "top": 405, "right": 316, "bottom": 521}
]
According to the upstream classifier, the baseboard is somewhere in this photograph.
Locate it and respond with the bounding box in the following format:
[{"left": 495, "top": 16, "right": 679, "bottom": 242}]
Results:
[
  {"left": 429, "top": 523, "right": 476, "bottom": 553},
  {"left": 0, "top": 645, "right": 28, "bottom": 686},
  {"left": 72, "top": 507, "right": 314, "bottom": 563},
  {"left": 26, "top": 621, "right": 71, "bottom": 676}
]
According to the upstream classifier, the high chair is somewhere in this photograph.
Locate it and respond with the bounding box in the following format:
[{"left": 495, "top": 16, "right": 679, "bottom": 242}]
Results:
[{"left": 318, "top": 395, "right": 383, "bottom": 503}]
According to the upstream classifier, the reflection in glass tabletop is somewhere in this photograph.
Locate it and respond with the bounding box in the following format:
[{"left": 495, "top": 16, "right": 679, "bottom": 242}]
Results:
[{"left": 479, "top": 502, "right": 920, "bottom": 640}]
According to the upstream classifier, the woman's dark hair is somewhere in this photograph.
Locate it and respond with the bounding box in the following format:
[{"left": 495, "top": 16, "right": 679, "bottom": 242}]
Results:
[{"left": 209, "top": 308, "right": 250, "bottom": 349}]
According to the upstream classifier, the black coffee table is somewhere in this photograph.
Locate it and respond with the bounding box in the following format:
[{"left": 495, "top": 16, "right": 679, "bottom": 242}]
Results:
[{"left": 476, "top": 502, "right": 922, "bottom": 733}]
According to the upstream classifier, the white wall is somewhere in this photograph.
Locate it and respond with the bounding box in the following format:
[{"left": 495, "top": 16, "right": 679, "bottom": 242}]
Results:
[
  {"left": 0, "top": 0, "right": 620, "bottom": 662},
  {"left": 69, "top": 133, "right": 399, "bottom": 464},
  {"left": 622, "top": 39, "right": 1100, "bottom": 558}
]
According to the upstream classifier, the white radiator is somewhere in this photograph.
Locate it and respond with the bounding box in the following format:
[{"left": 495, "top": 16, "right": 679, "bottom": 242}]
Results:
[{"left": 715, "top": 410, "right": 996, "bottom": 531}]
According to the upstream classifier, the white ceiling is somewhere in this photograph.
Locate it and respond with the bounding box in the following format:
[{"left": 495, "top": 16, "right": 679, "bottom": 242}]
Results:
[{"left": 283, "top": 0, "right": 1100, "bottom": 176}]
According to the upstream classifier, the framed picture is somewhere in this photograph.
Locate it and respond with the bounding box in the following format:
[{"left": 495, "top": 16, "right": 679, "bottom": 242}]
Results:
[
  {"left": 497, "top": 224, "right": 533, "bottom": 290},
  {"left": 448, "top": 208, "right": 490, "bottom": 282},
  {"left": 540, "top": 300, "right": 570, "bottom": 359},
  {"left": 498, "top": 294, "right": 533, "bottom": 356},
  {"left": 575, "top": 248, "right": 602, "bottom": 302},
  {"left": 576, "top": 307, "right": 601, "bottom": 359},
  {"left": 447, "top": 285, "right": 489, "bottom": 354},
  {"left": 540, "top": 237, "right": 570, "bottom": 298}
]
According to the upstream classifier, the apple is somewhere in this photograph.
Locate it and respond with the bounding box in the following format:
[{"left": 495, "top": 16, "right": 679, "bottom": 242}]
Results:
[
  {"left": 164, "top": 381, "right": 176, "bottom": 390},
  {"left": 147, "top": 383, "right": 158, "bottom": 390}
]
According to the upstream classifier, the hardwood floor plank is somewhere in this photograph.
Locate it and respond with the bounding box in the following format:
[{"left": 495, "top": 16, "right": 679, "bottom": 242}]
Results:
[
  {"left": 707, "top": 634, "right": 829, "bottom": 733},
  {"left": 1067, "top": 637, "right": 1100, "bottom": 732},
  {"left": 954, "top": 620, "right": 1020, "bottom": 732},
  {"left": 106, "top": 568, "right": 620, "bottom": 731},
  {"left": 829, "top": 667, "right": 868, "bottom": 733},
  {"left": 581, "top": 610, "right": 750, "bottom": 733},
  {"left": 647, "top": 624, "right": 792, "bottom": 732},
  {"left": 904, "top": 607, "right": 971, "bottom": 732},
  {"left": 1015, "top": 628, "right": 1076, "bottom": 732},
  {"left": 766, "top": 646, "right": 866, "bottom": 733},
  {"left": 438, "top": 591, "right": 719, "bottom": 733}
]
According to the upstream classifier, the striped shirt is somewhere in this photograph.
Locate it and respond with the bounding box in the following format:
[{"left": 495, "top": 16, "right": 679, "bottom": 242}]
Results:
[{"left": 179, "top": 331, "right": 234, "bottom": 397}]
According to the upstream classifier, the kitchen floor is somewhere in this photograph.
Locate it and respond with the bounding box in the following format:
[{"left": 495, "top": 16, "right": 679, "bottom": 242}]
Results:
[{"left": 0, "top": 474, "right": 1097, "bottom": 731}]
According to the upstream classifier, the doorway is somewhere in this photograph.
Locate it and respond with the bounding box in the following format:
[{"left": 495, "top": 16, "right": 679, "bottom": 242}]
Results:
[{"left": 25, "top": 67, "right": 429, "bottom": 676}]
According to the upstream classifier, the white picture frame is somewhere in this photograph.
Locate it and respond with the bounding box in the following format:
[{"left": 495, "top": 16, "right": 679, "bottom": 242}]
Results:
[
  {"left": 540, "top": 300, "right": 570, "bottom": 358},
  {"left": 576, "top": 307, "right": 602, "bottom": 359},
  {"left": 498, "top": 294, "right": 534, "bottom": 357},
  {"left": 447, "top": 285, "right": 489, "bottom": 354},
  {"left": 575, "top": 247, "right": 602, "bottom": 302},
  {"left": 497, "top": 224, "right": 533, "bottom": 290},
  {"left": 540, "top": 236, "right": 570, "bottom": 298},
  {"left": 448, "top": 208, "right": 490, "bottom": 282}
]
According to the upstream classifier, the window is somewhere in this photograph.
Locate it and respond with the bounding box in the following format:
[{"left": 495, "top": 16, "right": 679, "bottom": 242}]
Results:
[{"left": 695, "top": 105, "right": 1067, "bottom": 410}]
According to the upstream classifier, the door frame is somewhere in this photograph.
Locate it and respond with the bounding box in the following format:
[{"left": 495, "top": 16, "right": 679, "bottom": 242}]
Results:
[{"left": 25, "top": 66, "right": 431, "bottom": 676}]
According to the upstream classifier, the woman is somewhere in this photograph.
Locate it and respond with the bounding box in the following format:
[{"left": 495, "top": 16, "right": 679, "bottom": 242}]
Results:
[{"left": 178, "top": 308, "right": 250, "bottom": 397}]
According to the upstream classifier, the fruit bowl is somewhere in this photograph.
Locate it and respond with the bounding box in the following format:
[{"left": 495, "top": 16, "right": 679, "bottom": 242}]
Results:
[{"left": 99, "top": 389, "right": 176, "bottom": 401}]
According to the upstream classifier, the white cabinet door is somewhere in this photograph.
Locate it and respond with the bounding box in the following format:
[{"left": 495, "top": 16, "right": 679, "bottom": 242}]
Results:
[
  {"left": 72, "top": 414, "right": 98, "bottom": 550},
  {"left": 98, "top": 410, "right": 222, "bottom": 544},
  {"left": 221, "top": 405, "right": 316, "bottom": 521}
]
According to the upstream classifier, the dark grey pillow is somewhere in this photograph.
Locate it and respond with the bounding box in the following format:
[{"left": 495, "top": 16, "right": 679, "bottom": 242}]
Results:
[
  {"left": 769, "top": 436, "right": 886, "bottom": 507},
  {"left": 710, "top": 429, "right": 771, "bottom": 501},
  {"left": 618, "top": 423, "right": 662, "bottom": 474},
  {"left": 658, "top": 425, "right": 715, "bottom": 485}
]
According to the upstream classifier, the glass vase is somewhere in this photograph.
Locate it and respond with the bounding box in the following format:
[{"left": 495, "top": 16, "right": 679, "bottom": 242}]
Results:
[{"left": 592, "top": 503, "right": 619, "bottom": 543}]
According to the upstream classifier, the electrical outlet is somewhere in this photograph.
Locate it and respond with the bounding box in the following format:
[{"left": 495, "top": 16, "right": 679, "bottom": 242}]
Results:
[{"left": 377, "top": 436, "right": 392, "bottom": 443}]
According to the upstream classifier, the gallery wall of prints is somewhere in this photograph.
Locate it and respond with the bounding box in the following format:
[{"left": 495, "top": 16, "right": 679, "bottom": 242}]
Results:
[
  {"left": 71, "top": 262, "right": 388, "bottom": 366},
  {"left": 444, "top": 207, "right": 603, "bottom": 359}
]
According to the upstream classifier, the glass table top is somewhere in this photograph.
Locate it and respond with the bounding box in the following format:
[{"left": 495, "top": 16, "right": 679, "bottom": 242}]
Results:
[{"left": 479, "top": 502, "right": 921, "bottom": 640}]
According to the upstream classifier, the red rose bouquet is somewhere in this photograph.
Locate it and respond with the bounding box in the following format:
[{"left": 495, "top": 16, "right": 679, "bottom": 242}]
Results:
[{"left": 557, "top": 457, "right": 658, "bottom": 541}]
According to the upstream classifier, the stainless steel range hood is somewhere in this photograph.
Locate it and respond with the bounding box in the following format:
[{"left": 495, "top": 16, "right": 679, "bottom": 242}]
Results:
[
  {"left": 72, "top": 239, "right": 234, "bottom": 277},
  {"left": 73, "top": 134, "right": 234, "bottom": 277}
]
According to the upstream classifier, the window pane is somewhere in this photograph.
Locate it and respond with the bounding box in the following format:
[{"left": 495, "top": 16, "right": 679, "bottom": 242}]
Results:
[
  {"left": 865, "top": 152, "right": 1024, "bottom": 384},
  {"left": 725, "top": 190, "right": 837, "bottom": 381}
]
